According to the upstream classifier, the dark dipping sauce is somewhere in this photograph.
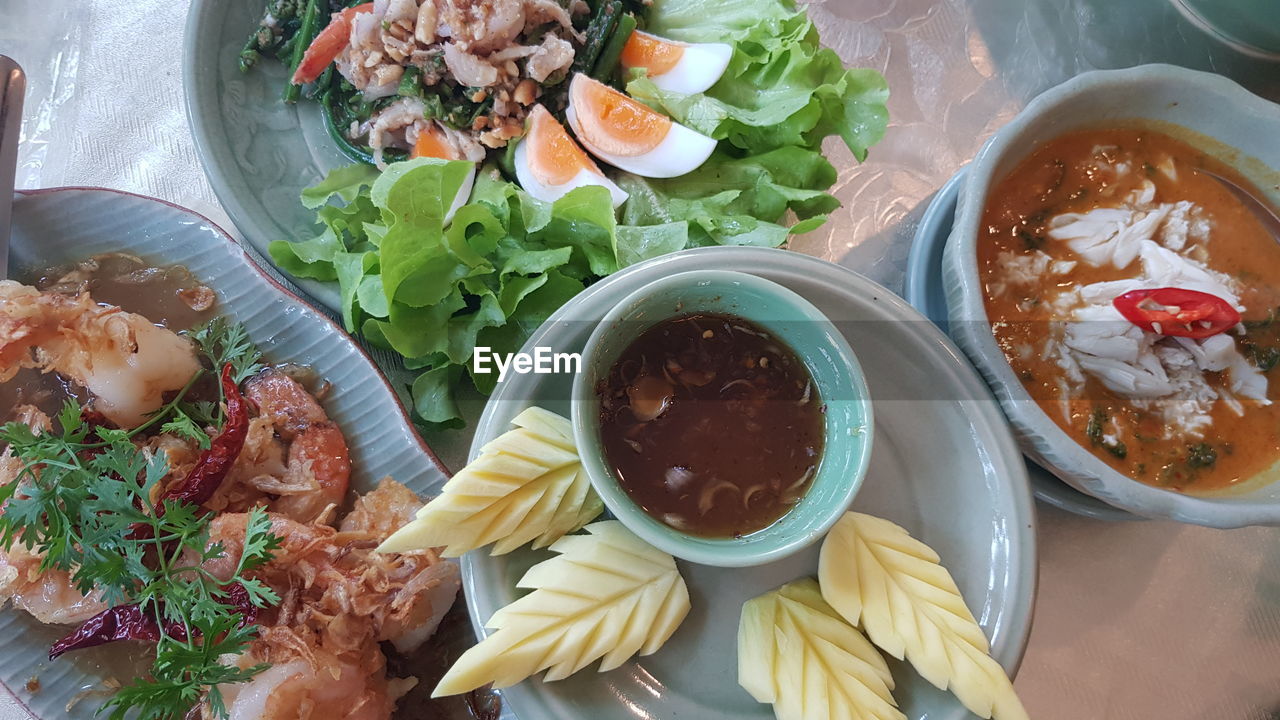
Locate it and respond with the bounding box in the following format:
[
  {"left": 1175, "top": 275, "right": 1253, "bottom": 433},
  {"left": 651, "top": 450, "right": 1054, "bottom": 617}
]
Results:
[{"left": 597, "top": 313, "right": 824, "bottom": 538}]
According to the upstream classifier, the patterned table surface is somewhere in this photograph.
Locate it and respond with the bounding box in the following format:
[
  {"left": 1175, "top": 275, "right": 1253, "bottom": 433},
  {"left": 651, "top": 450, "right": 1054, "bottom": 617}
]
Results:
[{"left": 3, "top": 0, "right": 1280, "bottom": 718}]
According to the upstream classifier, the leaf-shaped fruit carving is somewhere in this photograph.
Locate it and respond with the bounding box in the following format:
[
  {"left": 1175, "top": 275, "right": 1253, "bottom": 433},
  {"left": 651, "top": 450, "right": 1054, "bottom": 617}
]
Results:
[
  {"left": 738, "top": 578, "right": 904, "bottom": 720},
  {"left": 377, "top": 407, "right": 602, "bottom": 556},
  {"left": 818, "top": 512, "right": 1029, "bottom": 720},
  {"left": 433, "top": 520, "right": 691, "bottom": 696}
]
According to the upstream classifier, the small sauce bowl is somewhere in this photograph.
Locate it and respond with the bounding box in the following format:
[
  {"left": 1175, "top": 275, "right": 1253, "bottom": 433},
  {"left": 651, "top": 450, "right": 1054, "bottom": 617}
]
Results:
[{"left": 571, "top": 269, "right": 873, "bottom": 567}]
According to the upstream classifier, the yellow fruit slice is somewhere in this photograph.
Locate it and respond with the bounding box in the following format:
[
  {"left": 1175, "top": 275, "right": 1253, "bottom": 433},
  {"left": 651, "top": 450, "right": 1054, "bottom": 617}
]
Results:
[
  {"left": 818, "top": 512, "right": 1029, "bottom": 720},
  {"left": 376, "top": 407, "right": 602, "bottom": 556},
  {"left": 738, "top": 578, "right": 903, "bottom": 720},
  {"left": 432, "top": 520, "right": 691, "bottom": 696}
]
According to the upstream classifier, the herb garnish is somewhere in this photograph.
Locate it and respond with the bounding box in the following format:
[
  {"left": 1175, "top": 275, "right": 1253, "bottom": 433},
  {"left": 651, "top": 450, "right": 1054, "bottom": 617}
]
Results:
[
  {"left": 187, "top": 317, "right": 267, "bottom": 386},
  {"left": 1084, "top": 408, "right": 1127, "bottom": 459},
  {"left": 0, "top": 319, "right": 280, "bottom": 720},
  {"left": 1186, "top": 442, "right": 1218, "bottom": 469}
]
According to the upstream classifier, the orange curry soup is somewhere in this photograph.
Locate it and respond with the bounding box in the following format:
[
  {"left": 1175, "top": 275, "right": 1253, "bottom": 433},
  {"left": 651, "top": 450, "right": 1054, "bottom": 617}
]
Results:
[{"left": 978, "top": 128, "right": 1280, "bottom": 492}]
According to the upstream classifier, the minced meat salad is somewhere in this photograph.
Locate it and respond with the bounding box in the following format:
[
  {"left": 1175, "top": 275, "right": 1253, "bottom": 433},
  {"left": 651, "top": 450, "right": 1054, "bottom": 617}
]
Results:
[{"left": 242, "top": 0, "right": 642, "bottom": 167}]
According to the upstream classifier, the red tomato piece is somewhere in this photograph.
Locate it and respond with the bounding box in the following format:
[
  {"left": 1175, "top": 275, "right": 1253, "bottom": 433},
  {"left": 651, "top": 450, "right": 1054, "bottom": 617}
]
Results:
[{"left": 291, "top": 3, "right": 374, "bottom": 86}]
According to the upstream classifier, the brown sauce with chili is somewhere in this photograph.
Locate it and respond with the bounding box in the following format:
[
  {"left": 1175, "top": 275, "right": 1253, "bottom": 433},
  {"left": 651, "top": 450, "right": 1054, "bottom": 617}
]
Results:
[
  {"left": 979, "top": 128, "right": 1280, "bottom": 492},
  {"left": 597, "top": 313, "right": 823, "bottom": 537}
]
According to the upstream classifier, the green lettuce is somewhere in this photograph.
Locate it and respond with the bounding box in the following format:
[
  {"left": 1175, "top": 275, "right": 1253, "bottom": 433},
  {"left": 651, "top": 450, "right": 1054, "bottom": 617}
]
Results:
[
  {"left": 617, "top": 146, "right": 839, "bottom": 247},
  {"left": 270, "top": 159, "right": 753, "bottom": 425},
  {"left": 632, "top": 0, "right": 889, "bottom": 160}
]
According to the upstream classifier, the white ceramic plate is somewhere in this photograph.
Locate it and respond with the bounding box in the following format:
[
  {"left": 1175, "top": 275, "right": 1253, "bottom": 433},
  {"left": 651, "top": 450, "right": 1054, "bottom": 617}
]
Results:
[
  {"left": 463, "top": 247, "right": 1037, "bottom": 720},
  {"left": 1, "top": 188, "right": 453, "bottom": 719}
]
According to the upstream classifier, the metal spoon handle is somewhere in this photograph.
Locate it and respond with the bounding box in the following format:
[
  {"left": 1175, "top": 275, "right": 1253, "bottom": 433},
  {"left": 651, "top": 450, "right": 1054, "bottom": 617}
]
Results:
[{"left": 0, "top": 56, "right": 26, "bottom": 279}]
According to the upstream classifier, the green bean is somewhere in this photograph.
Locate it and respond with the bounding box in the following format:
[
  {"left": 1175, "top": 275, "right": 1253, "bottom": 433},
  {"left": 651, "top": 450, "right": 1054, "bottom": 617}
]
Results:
[
  {"left": 283, "top": 0, "right": 322, "bottom": 103},
  {"left": 238, "top": 11, "right": 279, "bottom": 72},
  {"left": 321, "top": 89, "right": 378, "bottom": 165},
  {"left": 239, "top": 40, "right": 263, "bottom": 73},
  {"left": 397, "top": 66, "right": 423, "bottom": 98},
  {"left": 307, "top": 64, "right": 335, "bottom": 101},
  {"left": 571, "top": 0, "right": 622, "bottom": 78},
  {"left": 591, "top": 12, "right": 636, "bottom": 82},
  {"left": 271, "top": 0, "right": 300, "bottom": 20}
]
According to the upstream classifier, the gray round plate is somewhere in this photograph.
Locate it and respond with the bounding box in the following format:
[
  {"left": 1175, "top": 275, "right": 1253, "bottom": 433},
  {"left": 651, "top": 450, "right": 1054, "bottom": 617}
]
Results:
[
  {"left": 463, "top": 246, "right": 1037, "bottom": 720},
  {"left": 184, "top": 0, "right": 349, "bottom": 310}
]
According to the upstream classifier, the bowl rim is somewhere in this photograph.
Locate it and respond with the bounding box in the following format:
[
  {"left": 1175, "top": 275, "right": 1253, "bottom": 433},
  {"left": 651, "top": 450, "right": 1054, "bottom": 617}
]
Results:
[
  {"left": 13, "top": 185, "right": 453, "bottom": 479},
  {"left": 570, "top": 268, "right": 874, "bottom": 567},
  {"left": 942, "top": 63, "right": 1280, "bottom": 528}
]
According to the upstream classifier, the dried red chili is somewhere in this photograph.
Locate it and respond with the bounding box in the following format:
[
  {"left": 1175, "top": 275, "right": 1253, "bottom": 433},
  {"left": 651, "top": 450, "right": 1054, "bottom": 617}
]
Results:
[
  {"left": 51, "top": 369, "right": 264, "bottom": 661},
  {"left": 1113, "top": 287, "right": 1241, "bottom": 339},
  {"left": 224, "top": 582, "right": 261, "bottom": 627},
  {"left": 159, "top": 363, "right": 250, "bottom": 511},
  {"left": 48, "top": 603, "right": 186, "bottom": 660},
  {"left": 49, "top": 582, "right": 261, "bottom": 660},
  {"left": 128, "top": 364, "right": 250, "bottom": 546}
]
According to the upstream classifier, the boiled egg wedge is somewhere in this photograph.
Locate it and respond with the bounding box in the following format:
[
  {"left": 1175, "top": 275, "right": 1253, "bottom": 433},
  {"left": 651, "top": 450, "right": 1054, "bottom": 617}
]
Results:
[
  {"left": 410, "top": 122, "right": 476, "bottom": 224},
  {"left": 514, "top": 104, "right": 628, "bottom": 208},
  {"left": 566, "top": 74, "right": 716, "bottom": 179},
  {"left": 620, "top": 30, "right": 732, "bottom": 95}
]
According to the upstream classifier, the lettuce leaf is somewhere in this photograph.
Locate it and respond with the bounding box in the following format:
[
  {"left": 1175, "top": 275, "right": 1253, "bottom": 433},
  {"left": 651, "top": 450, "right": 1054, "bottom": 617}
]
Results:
[
  {"left": 617, "top": 146, "right": 838, "bottom": 246},
  {"left": 632, "top": 0, "right": 889, "bottom": 160}
]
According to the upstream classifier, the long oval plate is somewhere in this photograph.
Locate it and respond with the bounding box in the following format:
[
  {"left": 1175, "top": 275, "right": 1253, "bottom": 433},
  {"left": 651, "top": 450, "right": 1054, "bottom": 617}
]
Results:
[{"left": 2, "top": 188, "right": 452, "bottom": 719}]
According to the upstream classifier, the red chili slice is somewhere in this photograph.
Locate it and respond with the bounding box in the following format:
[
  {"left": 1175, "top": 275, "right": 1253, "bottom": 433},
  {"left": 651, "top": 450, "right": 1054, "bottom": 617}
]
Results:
[{"left": 1113, "top": 287, "right": 1240, "bottom": 339}]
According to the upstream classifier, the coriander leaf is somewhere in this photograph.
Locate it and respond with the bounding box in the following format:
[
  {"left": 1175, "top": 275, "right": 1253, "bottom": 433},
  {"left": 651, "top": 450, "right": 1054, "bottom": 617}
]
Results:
[
  {"left": 0, "top": 386, "right": 283, "bottom": 720},
  {"left": 237, "top": 506, "right": 284, "bottom": 576},
  {"left": 186, "top": 317, "right": 266, "bottom": 385},
  {"left": 160, "top": 408, "right": 212, "bottom": 450}
]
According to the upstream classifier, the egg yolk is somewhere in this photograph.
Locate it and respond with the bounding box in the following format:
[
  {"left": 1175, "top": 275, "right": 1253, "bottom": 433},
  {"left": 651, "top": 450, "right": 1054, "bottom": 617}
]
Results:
[
  {"left": 527, "top": 105, "right": 601, "bottom": 186},
  {"left": 411, "top": 126, "right": 457, "bottom": 160},
  {"left": 570, "top": 75, "right": 671, "bottom": 157},
  {"left": 620, "top": 31, "right": 685, "bottom": 76}
]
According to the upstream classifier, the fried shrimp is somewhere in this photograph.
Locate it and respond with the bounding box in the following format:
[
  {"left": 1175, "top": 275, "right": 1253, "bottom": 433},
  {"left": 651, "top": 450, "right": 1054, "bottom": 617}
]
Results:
[
  {"left": 0, "top": 281, "right": 200, "bottom": 428},
  {"left": 217, "top": 640, "right": 403, "bottom": 720},
  {"left": 204, "top": 480, "right": 460, "bottom": 720},
  {"left": 243, "top": 368, "right": 352, "bottom": 523},
  {"left": 206, "top": 481, "right": 459, "bottom": 654},
  {"left": 0, "top": 406, "right": 108, "bottom": 625},
  {"left": 0, "top": 544, "right": 107, "bottom": 626}
]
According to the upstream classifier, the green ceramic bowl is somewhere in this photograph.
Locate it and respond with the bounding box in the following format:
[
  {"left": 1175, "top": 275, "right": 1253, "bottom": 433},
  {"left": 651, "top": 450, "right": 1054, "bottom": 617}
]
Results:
[{"left": 571, "top": 270, "right": 873, "bottom": 567}]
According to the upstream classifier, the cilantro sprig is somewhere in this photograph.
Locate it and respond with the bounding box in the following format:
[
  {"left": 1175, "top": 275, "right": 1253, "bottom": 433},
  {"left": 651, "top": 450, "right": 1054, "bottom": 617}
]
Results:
[
  {"left": 187, "top": 317, "right": 266, "bottom": 386},
  {"left": 0, "top": 318, "right": 280, "bottom": 720}
]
